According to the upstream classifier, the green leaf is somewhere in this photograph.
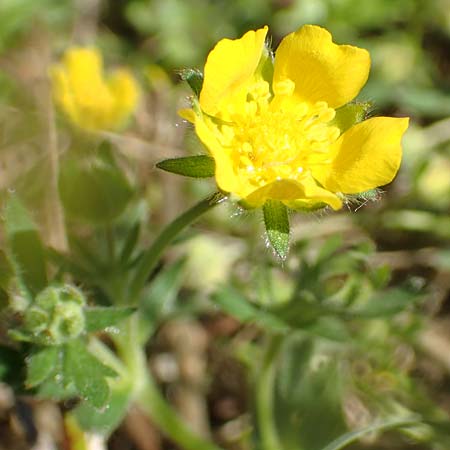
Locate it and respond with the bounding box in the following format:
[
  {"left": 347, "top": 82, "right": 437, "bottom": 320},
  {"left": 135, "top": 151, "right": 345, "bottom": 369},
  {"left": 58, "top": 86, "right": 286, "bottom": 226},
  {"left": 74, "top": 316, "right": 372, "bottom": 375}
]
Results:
[
  {"left": 4, "top": 195, "right": 47, "bottom": 294},
  {"left": 303, "top": 317, "right": 350, "bottom": 342},
  {"left": 332, "top": 102, "right": 372, "bottom": 133},
  {"left": 320, "top": 416, "right": 422, "bottom": 450},
  {"left": 74, "top": 386, "right": 132, "bottom": 435},
  {"left": 59, "top": 155, "right": 133, "bottom": 225},
  {"left": 64, "top": 340, "right": 117, "bottom": 409},
  {"left": 26, "top": 346, "right": 59, "bottom": 387},
  {"left": 140, "top": 258, "right": 186, "bottom": 341},
  {"left": 85, "top": 307, "right": 135, "bottom": 332},
  {"left": 263, "top": 200, "right": 290, "bottom": 260},
  {"left": 156, "top": 155, "right": 215, "bottom": 178},
  {"left": 212, "top": 286, "right": 288, "bottom": 332},
  {"left": 179, "top": 68, "right": 204, "bottom": 97},
  {"left": 317, "top": 235, "right": 343, "bottom": 263},
  {"left": 349, "top": 287, "right": 421, "bottom": 318}
]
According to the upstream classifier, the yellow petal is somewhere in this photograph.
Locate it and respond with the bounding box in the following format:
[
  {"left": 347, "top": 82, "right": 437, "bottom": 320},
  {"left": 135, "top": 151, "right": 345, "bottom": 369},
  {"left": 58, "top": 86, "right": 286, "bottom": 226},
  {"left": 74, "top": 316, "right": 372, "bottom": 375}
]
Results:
[
  {"left": 194, "top": 117, "right": 240, "bottom": 194},
  {"left": 200, "top": 27, "right": 268, "bottom": 117},
  {"left": 108, "top": 69, "right": 140, "bottom": 126},
  {"left": 273, "top": 25, "right": 370, "bottom": 108},
  {"left": 243, "top": 175, "right": 342, "bottom": 210},
  {"left": 316, "top": 117, "right": 409, "bottom": 194},
  {"left": 63, "top": 48, "right": 105, "bottom": 96}
]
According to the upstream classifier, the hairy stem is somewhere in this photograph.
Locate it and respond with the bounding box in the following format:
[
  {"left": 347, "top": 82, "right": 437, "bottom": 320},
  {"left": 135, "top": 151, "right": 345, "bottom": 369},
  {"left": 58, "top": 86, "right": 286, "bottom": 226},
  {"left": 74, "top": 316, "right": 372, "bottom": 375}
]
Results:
[{"left": 129, "top": 191, "right": 227, "bottom": 300}]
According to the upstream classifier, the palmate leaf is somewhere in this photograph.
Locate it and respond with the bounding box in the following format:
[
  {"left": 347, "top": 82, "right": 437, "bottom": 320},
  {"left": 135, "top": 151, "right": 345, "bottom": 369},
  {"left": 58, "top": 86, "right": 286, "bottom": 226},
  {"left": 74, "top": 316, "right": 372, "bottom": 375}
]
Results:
[
  {"left": 73, "top": 385, "right": 132, "bottom": 435},
  {"left": 156, "top": 155, "right": 215, "bottom": 178},
  {"left": 64, "top": 339, "right": 117, "bottom": 409},
  {"left": 32, "top": 340, "right": 118, "bottom": 410}
]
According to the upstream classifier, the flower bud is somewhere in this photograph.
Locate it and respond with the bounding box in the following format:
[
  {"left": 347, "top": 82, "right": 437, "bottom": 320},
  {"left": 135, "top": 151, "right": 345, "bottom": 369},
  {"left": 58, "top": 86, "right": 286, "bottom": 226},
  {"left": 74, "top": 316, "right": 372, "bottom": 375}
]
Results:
[{"left": 23, "top": 285, "right": 86, "bottom": 345}]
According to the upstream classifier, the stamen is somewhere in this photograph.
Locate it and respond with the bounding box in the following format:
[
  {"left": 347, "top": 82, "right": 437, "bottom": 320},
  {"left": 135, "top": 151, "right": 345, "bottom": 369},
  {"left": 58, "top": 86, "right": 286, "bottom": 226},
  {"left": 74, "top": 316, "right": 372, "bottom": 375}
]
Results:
[{"left": 225, "top": 91, "right": 339, "bottom": 188}]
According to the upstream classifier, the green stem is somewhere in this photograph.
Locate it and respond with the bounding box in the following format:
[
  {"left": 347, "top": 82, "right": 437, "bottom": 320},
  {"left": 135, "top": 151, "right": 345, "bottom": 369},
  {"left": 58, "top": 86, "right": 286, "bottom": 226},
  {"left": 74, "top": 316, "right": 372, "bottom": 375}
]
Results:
[
  {"left": 115, "top": 316, "right": 224, "bottom": 450},
  {"left": 138, "top": 378, "right": 223, "bottom": 450},
  {"left": 256, "top": 335, "right": 284, "bottom": 450},
  {"left": 114, "top": 193, "right": 227, "bottom": 449},
  {"left": 129, "top": 192, "right": 227, "bottom": 300}
]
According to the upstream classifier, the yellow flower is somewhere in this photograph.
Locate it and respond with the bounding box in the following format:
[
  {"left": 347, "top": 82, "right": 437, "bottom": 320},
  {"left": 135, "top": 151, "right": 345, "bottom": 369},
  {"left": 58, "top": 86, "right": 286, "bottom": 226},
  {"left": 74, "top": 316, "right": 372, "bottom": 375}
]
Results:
[
  {"left": 50, "top": 47, "right": 139, "bottom": 132},
  {"left": 181, "top": 25, "right": 409, "bottom": 210}
]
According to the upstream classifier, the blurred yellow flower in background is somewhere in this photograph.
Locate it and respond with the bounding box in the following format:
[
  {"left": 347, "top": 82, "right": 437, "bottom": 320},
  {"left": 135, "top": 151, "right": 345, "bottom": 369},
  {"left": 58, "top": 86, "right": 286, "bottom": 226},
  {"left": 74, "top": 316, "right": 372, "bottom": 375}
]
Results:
[
  {"left": 50, "top": 47, "right": 139, "bottom": 132},
  {"left": 181, "top": 25, "right": 409, "bottom": 210}
]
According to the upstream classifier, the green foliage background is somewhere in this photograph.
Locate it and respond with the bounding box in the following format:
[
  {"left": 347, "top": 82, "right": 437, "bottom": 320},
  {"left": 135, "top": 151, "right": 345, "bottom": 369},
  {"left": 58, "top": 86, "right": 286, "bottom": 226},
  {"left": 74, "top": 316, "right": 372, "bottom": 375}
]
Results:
[{"left": 0, "top": 1, "right": 449, "bottom": 450}]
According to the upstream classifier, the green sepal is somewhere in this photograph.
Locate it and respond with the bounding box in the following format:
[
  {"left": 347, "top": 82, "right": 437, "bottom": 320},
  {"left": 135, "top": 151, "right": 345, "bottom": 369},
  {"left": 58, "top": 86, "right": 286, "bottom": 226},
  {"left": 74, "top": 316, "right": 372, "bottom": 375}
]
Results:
[
  {"left": 332, "top": 101, "right": 372, "bottom": 133},
  {"left": 179, "top": 68, "right": 203, "bottom": 97},
  {"left": 263, "top": 200, "right": 290, "bottom": 260},
  {"left": 287, "top": 201, "right": 328, "bottom": 213},
  {"left": 345, "top": 188, "right": 381, "bottom": 206},
  {"left": 257, "top": 45, "right": 274, "bottom": 82},
  {"left": 156, "top": 155, "right": 215, "bottom": 178}
]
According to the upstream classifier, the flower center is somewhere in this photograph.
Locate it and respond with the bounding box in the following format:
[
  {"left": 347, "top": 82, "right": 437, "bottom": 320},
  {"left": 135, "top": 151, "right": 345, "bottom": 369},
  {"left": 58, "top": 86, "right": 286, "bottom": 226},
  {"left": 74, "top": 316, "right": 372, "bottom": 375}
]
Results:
[{"left": 218, "top": 81, "right": 340, "bottom": 189}]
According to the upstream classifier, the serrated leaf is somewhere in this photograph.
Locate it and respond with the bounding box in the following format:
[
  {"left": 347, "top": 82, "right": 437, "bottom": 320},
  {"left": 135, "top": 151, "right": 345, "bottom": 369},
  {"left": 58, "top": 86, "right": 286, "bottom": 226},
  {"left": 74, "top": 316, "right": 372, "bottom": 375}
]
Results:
[
  {"left": 35, "top": 346, "right": 77, "bottom": 401},
  {"left": 26, "top": 346, "right": 59, "bottom": 387},
  {"left": 74, "top": 386, "right": 132, "bottom": 435},
  {"left": 85, "top": 307, "right": 135, "bottom": 332},
  {"left": 64, "top": 340, "right": 117, "bottom": 409},
  {"left": 156, "top": 155, "right": 215, "bottom": 178},
  {"left": 332, "top": 102, "right": 372, "bottom": 133},
  {"left": 263, "top": 200, "right": 290, "bottom": 260},
  {"left": 4, "top": 195, "right": 47, "bottom": 294},
  {"left": 179, "top": 68, "right": 203, "bottom": 97}
]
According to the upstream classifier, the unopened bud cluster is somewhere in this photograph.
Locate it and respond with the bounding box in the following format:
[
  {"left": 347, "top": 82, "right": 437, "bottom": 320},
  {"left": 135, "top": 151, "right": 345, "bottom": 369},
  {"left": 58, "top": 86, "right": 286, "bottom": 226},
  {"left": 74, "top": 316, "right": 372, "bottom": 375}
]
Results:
[{"left": 24, "top": 285, "right": 86, "bottom": 345}]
